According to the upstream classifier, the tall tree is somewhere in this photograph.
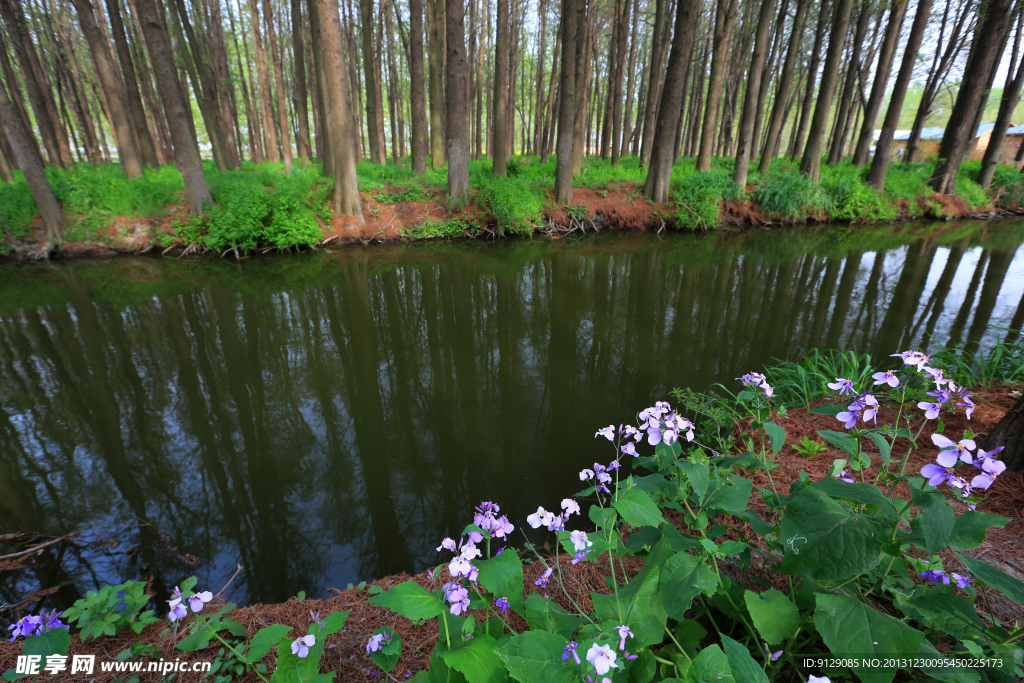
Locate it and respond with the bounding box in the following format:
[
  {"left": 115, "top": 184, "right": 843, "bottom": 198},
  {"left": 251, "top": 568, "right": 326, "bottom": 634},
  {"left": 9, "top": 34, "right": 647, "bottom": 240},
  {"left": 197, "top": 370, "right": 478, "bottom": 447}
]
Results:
[
  {"left": 554, "top": 0, "right": 579, "bottom": 205},
  {"left": 0, "top": 73, "right": 62, "bottom": 246},
  {"left": 492, "top": 0, "right": 510, "bottom": 174},
  {"left": 799, "top": 0, "right": 853, "bottom": 182},
  {"left": 645, "top": 0, "right": 702, "bottom": 203},
  {"left": 445, "top": 0, "right": 469, "bottom": 201},
  {"left": 134, "top": 0, "right": 212, "bottom": 214},
  {"left": 263, "top": 0, "right": 293, "bottom": 171},
  {"left": 758, "top": 0, "right": 809, "bottom": 172},
  {"left": 248, "top": 0, "right": 280, "bottom": 163},
  {"left": 929, "top": 0, "right": 1015, "bottom": 194},
  {"left": 851, "top": 0, "right": 907, "bottom": 166},
  {"left": 695, "top": 0, "right": 738, "bottom": 171},
  {"left": 204, "top": 0, "right": 241, "bottom": 167},
  {"left": 359, "top": 0, "right": 386, "bottom": 163},
  {"left": 609, "top": 0, "right": 631, "bottom": 164},
  {"left": 733, "top": 0, "right": 776, "bottom": 188},
  {"left": 291, "top": 0, "right": 311, "bottom": 160},
  {"left": 315, "top": 0, "right": 361, "bottom": 217},
  {"left": 410, "top": 0, "right": 428, "bottom": 173},
  {"left": 103, "top": 0, "right": 159, "bottom": 168},
  {"left": 979, "top": 11, "right": 1024, "bottom": 187},
  {"left": 428, "top": 0, "right": 445, "bottom": 166},
  {"left": 826, "top": 0, "right": 871, "bottom": 165}
]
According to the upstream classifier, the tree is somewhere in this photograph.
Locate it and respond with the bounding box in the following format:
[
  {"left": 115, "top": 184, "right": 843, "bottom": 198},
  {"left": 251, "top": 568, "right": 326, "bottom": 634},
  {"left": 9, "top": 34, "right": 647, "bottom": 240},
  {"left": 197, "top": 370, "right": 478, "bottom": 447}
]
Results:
[
  {"left": 263, "top": 0, "right": 293, "bottom": 171},
  {"left": 826, "top": 0, "right": 871, "bottom": 166},
  {"left": 981, "top": 391, "right": 1024, "bottom": 472},
  {"left": 410, "top": 0, "right": 428, "bottom": 173},
  {"left": 851, "top": 0, "right": 908, "bottom": 167},
  {"left": 695, "top": 0, "right": 738, "bottom": 172},
  {"left": 554, "top": 0, "right": 579, "bottom": 206},
  {"left": 733, "top": 0, "right": 776, "bottom": 189},
  {"left": 445, "top": 0, "right": 470, "bottom": 202},
  {"left": 929, "top": 0, "right": 1014, "bottom": 194},
  {"left": 978, "top": 9, "right": 1024, "bottom": 188},
  {"left": 359, "top": 0, "right": 386, "bottom": 163},
  {"left": 645, "top": 0, "right": 702, "bottom": 203},
  {"left": 104, "top": 0, "right": 160, "bottom": 168},
  {"left": 248, "top": 0, "right": 280, "bottom": 163},
  {"left": 134, "top": 0, "right": 212, "bottom": 214},
  {"left": 866, "top": 0, "right": 932, "bottom": 189},
  {"left": 758, "top": 0, "right": 809, "bottom": 172},
  {"left": 0, "top": 72, "right": 62, "bottom": 248},
  {"left": 428, "top": 0, "right": 445, "bottom": 167},
  {"left": 315, "top": 0, "right": 362, "bottom": 218},
  {"left": 799, "top": 0, "right": 853, "bottom": 182},
  {"left": 291, "top": 0, "right": 312, "bottom": 160},
  {"left": 492, "top": 0, "right": 510, "bottom": 174}
]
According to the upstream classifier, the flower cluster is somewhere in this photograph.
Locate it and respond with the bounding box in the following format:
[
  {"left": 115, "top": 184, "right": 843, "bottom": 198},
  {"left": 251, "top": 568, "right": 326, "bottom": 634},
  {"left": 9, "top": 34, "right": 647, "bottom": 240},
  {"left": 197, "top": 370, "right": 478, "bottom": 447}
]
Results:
[
  {"left": 885, "top": 350, "right": 976, "bottom": 420},
  {"left": 921, "top": 435, "right": 1005, "bottom": 503},
  {"left": 835, "top": 392, "right": 878, "bottom": 429},
  {"left": 473, "top": 502, "right": 514, "bottom": 539},
  {"left": 167, "top": 585, "right": 213, "bottom": 622},
  {"left": 442, "top": 582, "right": 471, "bottom": 616},
  {"left": 527, "top": 498, "right": 580, "bottom": 531},
  {"left": 920, "top": 561, "right": 972, "bottom": 589},
  {"left": 737, "top": 372, "right": 774, "bottom": 398},
  {"left": 6, "top": 609, "right": 68, "bottom": 641}
]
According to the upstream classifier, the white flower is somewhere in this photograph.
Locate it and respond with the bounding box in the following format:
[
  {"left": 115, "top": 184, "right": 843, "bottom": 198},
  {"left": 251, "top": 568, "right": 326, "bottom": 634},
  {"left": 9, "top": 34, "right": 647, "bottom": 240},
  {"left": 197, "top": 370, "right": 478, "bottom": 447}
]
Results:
[{"left": 585, "top": 643, "right": 619, "bottom": 675}]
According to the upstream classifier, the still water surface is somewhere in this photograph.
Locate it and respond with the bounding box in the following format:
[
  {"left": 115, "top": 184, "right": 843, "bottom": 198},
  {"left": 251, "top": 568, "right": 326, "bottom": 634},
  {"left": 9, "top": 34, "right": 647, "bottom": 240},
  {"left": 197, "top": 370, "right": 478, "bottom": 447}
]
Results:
[{"left": 1, "top": 222, "right": 1023, "bottom": 607}]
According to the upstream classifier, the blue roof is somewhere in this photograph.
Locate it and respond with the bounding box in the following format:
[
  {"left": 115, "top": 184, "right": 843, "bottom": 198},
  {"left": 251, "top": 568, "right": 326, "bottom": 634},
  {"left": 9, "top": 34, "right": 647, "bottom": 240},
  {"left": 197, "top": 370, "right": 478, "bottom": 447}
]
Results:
[
  {"left": 976, "top": 122, "right": 997, "bottom": 136},
  {"left": 894, "top": 127, "right": 944, "bottom": 140},
  {"left": 1007, "top": 125, "right": 1024, "bottom": 135}
]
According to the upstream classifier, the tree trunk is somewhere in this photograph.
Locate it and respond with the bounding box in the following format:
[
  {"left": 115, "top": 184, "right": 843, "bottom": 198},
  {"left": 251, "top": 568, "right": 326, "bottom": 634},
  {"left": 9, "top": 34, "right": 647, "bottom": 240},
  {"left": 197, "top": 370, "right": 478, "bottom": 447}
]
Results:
[
  {"left": 428, "top": 0, "right": 446, "bottom": 166},
  {"left": 639, "top": 0, "right": 667, "bottom": 166},
  {"left": 102, "top": 0, "right": 158, "bottom": 168},
  {"left": 492, "top": 0, "right": 510, "bottom": 173},
  {"left": 982, "top": 393, "right": 1024, "bottom": 472},
  {"left": 733, "top": 0, "right": 776, "bottom": 188},
  {"left": 571, "top": 1, "right": 591, "bottom": 175},
  {"left": 645, "top": 0, "right": 702, "bottom": 203},
  {"left": 410, "top": 0, "right": 428, "bottom": 173},
  {"left": 315, "top": 0, "right": 361, "bottom": 217},
  {"left": 359, "top": 0, "right": 386, "bottom": 163},
  {"left": 851, "top": 0, "right": 907, "bottom": 166},
  {"left": 610, "top": 0, "right": 630, "bottom": 164},
  {"left": 134, "top": 0, "right": 212, "bottom": 214},
  {"left": 790, "top": 0, "right": 829, "bottom": 160},
  {"left": 291, "top": 0, "right": 311, "bottom": 160},
  {"left": 248, "top": 0, "right": 280, "bottom": 163},
  {"left": 758, "top": 0, "right": 809, "bottom": 172},
  {"left": 0, "top": 75, "right": 62, "bottom": 245},
  {"left": 554, "top": 0, "right": 578, "bottom": 205},
  {"left": 309, "top": 0, "right": 331, "bottom": 173},
  {"left": 619, "top": 0, "right": 640, "bottom": 160},
  {"left": 929, "top": 0, "right": 1014, "bottom": 195},
  {"left": 533, "top": 0, "right": 548, "bottom": 154},
  {"left": 866, "top": 0, "right": 931, "bottom": 188},
  {"left": 203, "top": 0, "right": 241, "bottom": 167},
  {"left": 799, "top": 0, "right": 853, "bottom": 182},
  {"left": 263, "top": 0, "right": 293, "bottom": 171},
  {"left": 826, "top": 0, "right": 870, "bottom": 166},
  {"left": 445, "top": 0, "right": 469, "bottom": 201},
  {"left": 695, "top": 0, "right": 738, "bottom": 171}
]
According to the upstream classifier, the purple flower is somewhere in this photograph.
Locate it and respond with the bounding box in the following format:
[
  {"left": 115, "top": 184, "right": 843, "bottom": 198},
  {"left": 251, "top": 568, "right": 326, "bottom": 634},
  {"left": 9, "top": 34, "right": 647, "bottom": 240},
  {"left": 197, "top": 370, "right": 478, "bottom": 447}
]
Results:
[
  {"left": 571, "top": 549, "right": 591, "bottom": 565},
  {"left": 188, "top": 591, "right": 213, "bottom": 613},
  {"left": 579, "top": 468, "right": 594, "bottom": 481},
  {"left": 621, "top": 442, "right": 637, "bottom": 456},
  {"left": 495, "top": 597, "right": 510, "bottom": 613},
  {"left": 167, "top": 586, "right": 188, "bottom": 622},
  {"left": 619, "top": 424, "right": 641, "bottom": 441},
  {"left": 437, "top": 537, "right": 457, "bottom": 553},
  {"left": 474, "top": 502, "right": 515, "bottom": 539},
  {"left": 763, "top": 643, "right": 782, "bottom": 662},
  {"left": 562, "top": 641, "right": 581, "bottom": 665},
  {"left": 569, "top": 530, "right": 593, "bottom": 553},
  {"left": 932, "top": 434, "right": 976, "bottom": 462},
  {"left": 832, "top": 468, "right": 854, "bottom": 483},
  {"left": 921, "top": 449, "right": 959, "bottom": 486},
  {"left": 585, "top": 644, "right": 620, "bottom": 675},
  {"left": 918, "top": 401, "right": 943, "bottom": 420},
  {"left": 535, "top": 568, "right": 553, "bottom": 588},
  {"left": 7, "top": 615, "right": 41, "bottom": 641},
  {"left": 950, "top": 572, "right": 973, "bottom": 589},
  {"left": 595, "top": 426, "right": 616, "bottom": 441},
  {"left": 827, "top": 378, "right": 855, "bottom": 396},
  {"left": 971, "top": 457, "right": 1006, "bottom": 490},
  {"left": 922, "top": 366, "right": 947, "bottom": 387},
  {"left": 872, "top": 371, "right": 899, "bottom": 387},
  {"left": 447, "top": 586, "right": 470, "bottom": 616},
  {"left": 291, "top": 634, "right": 315, "bottom": 658},
  {"left": 561, "top": 499, "right": 580, "bottom": 516},
  {"left": 922, "top": 568, "right": 951, "bottom": 585},
  {"left": 892, "top": 350, "right": 931, "bottom": 370},
  {"left": 958, "top": 395, "right": 976, "bottom": 419},
  {"left": 615, "top": 625, "right": 634, "bottom": 651},
  {"left": 367, "top": 633, "right": 385, "bottom": 653}
]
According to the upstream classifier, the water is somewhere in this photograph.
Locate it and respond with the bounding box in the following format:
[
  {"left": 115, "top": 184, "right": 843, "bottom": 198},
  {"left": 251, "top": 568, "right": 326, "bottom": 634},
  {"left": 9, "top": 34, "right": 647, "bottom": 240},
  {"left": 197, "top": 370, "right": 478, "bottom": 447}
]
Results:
[{"left": 1, "top": 221, "right": 1023, "bottom": 608}]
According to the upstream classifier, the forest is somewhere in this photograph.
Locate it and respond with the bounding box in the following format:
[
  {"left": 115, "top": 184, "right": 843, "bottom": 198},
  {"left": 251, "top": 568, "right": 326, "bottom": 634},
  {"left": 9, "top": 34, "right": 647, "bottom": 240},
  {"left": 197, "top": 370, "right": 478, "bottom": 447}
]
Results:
[{"left": 2, "top": 0, "right": 1024, "bottom": 255}]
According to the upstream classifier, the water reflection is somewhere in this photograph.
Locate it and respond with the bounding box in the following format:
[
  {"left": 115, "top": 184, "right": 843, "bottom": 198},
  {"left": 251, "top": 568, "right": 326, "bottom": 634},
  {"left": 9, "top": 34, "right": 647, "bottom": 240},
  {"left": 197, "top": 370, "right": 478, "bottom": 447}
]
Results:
[{"left": 1, "top": 222, "right": 1023, "bottom": 607}]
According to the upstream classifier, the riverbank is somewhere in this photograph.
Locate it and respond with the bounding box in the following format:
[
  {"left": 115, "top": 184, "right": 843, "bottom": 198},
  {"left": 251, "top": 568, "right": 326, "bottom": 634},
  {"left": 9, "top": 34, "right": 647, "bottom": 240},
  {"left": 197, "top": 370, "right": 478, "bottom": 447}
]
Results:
[
  {"left": 2, "top": 377, "right": 1021, "bottom": 682},
  {"left": 3, "top": 156, "right": 1024, "bottom": 261}
]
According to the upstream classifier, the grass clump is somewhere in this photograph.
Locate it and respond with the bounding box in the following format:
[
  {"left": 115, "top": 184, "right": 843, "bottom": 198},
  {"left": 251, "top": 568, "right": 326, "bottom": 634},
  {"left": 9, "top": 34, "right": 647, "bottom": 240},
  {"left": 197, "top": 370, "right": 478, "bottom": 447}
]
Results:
[
  {"left": 820, "top": 165, "right": 895, "bottom": 222},
  {"left": 755, "top": 170, "right": 832, "bottom": 220},
  {"left": 402, "top": 216, "right": 479, "bottom": 239},
  {"left": 670, "top": 169, "right": 741, "bottom": 230}
]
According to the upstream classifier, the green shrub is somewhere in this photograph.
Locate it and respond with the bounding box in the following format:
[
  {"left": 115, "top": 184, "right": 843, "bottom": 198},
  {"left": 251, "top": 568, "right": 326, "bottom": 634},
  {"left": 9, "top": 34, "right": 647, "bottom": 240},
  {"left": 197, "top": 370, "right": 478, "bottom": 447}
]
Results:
[
  {"left": 0, "top": 177, "right": 37, "bottom": 245},
  {"left": 669, "top": 169, "right": 741, "bottom": 230},
  {"left": 820, "top": 167, "right": 896, "bottom": 222},
  {"left": 755, "top": 170, "right": 832, "bottom": 220},
  {"left": 402, "top": 216, "right": 478, "bottom": 239},
  {"left": 475, "top": 175, "right": 545, "bottom": 234}
]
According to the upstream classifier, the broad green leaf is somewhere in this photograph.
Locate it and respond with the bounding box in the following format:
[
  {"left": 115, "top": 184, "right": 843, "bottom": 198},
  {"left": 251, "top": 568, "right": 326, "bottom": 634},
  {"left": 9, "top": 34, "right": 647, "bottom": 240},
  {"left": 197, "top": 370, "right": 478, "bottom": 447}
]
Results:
[
  {"left": 703, "top": 474, "right": 753, "bottom": 515},
  {"left": 476, "top": 550, "right": 525, "bottom": 614},
  {"left": 612, "top": 486, "right": 666, "bottom": 528},
  {"left": 367, "top": 581, "right": 444, "bottom": 620},
  {"left": 690, "top": 644, "right": 735, "bottom": 682},
  {"left": 497, "top": 630, "right": 578, "bottom": 683},
  {"left": 716, "top": 451, "right": 770, "bottom": 470},
  {"left": 660, "top": 552, "right": 718, "bottom": 620},
  {"left": 914, "top": 640, "right": 981, "bottom": 682},
  {"left": 956, "top": 553, "right": 1024, "bottom": 606},
  {"left": 743, "top": 589, "right": 798, "bottom": 645},
  {"left": 632, "top": 474, "right": 671, "bottom": 495},
  {"left": 908, "top": 480, "right": 954, "bottom": 553},
  {"left": 593, "top": 537, "right": 672, "bottom": 646},
  {"left": 21, "top": 629, "right": 70, "bottom": 658},
  {"left": 812, "top": 479, "right": 899, "bottom": 519},
  {"left": 588, "top": 505, "right": 617, "bottom": 529},
  {"left": 524, "top": 593, "right": 581, "bottom": 640},
  {"left": 627, "top": 649, "right": 656, "bottom": 683},
  {"left": 720, "top": 634, "right": 769, "bottom": 683},
  {"left": 441, "top": 635, "right": 508, "bottom": 683},
  {"left": 948, "top": 511, "right": 1010, "bottom": 549},
  {"left": 814, "top": 593, "right": 925, "bottom": 683},
  {"left": 370, "top": 627, "right": 402, "bottom": 673},
  {"left": 860, "top": 429, "right": 892, "bottom": 467},
  {"left": 777, "top": 485, "right": 887, "bottom": 582},
  {"left": 897, "top": 592, "right": 986, "bottom": 638},
  {"left": 317, "top": 610, "right": 350, "bottom": 636},
  {"left": 816, "top": 429, "right": 860, "bottom": 459},
  {"left": 762, "top": 421, "right": 786, "bottom": 456},
  {"left": 731, "top": 508, "right": 775, "bottom": 535},
  {"left": 809, "top": 404, "right": 845, "bottom": 416},
  {"left": 679, "top": 459, "right": 710, "bottom": 500},
  {"left": 244, "top": 624, "right": 291, "bottom": 664}
]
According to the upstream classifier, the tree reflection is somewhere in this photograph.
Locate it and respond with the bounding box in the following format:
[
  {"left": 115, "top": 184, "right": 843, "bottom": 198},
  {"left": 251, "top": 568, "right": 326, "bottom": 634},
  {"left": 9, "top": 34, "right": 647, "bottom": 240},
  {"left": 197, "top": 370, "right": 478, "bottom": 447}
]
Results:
[{"left": 0, "top": 223, "right": 1023, "bottom": 605}]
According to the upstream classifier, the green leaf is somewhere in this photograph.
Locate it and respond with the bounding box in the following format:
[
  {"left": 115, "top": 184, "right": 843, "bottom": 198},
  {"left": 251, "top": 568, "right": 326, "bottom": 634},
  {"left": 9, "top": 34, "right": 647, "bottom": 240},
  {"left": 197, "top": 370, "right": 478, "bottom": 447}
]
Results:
[
  {"left": 497, "top": 630, "right": 578, "bottom": 683},
  {"left": 592, "top": 537, "right": 672, "bottom": 646},
  {"left": 440, "top": 635, "right": 508, "bottom": 683},
  {"left": 814, "top": 593, "right": 925, "bottom": 683},
  {"left": 908, "top": 480, "right": 954, "bottom": 553},
  {"left": 948, "top": 511, "right": 1010, "bottom": 549},
  {"left": 762, "top": 421, "right": 786, "bottom": 456},
  {"left": 367, "top": 581, "right": 444, "bottom": 621},
  {"left": 720, "top": 634, "right": 768, "bottom": 683},
  {"left": 21, "top": 629, "right": 71, "bottom": 659},
  {"left": 809, "top": 404, "right": 845, "bottom": 416},
  {"left": 244, "top": 624, "right": 291, "bottom": 664},
  {"left": 370, "top": 627, "right": 402, "bottom": 673},
  {"left": 588, "top": 505, "right": 617, "bottom": 529},
  {"left": 716, "top": 451, "right": 770, "bottom": 470},
  {"left": 476, "top": 550, "right": 525, "bottom": 614},
  {"left": 678, "top": 460, "right": 710, "bottom": 500},
  {"left": 730, "top": 509, "right": 774, "bottom": 535},
  {"left": 703, "top": 474, "right": 753, "bottom": 515},
  {"left": 660, "top": 551, "right": 718, "bottom": 620},
  {"left": 777, "top": 485, "right": 887, "bottom": 582},
  {"left": 690, "top": 644, "right": 735, "bottom": 682},
  {"left": 524, "top": 594, "right": 581, "bottom": 640},
  {"left": 897, "top": 592, "right": 986, "bottom": 638},
  {"left": 812, "top": 479, "right": 899, "bottom": 519},
  {"left": 317, "top": 610, "right": 350, "bottom": 636},
  {"left": 956, "top": 553, "right": 1024, "bottom": 606},
  {"left": 743, "top": 589, "right": 798, "bottom": 645},
  {"left": 816, "top": 429, "right": 860, "bottom": 459},
  {"left": 860, "top": 429, "right": 892, "bottom": 467},
  {"left": 612, "top": 486, "right": 665, "bottom": 528}
]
